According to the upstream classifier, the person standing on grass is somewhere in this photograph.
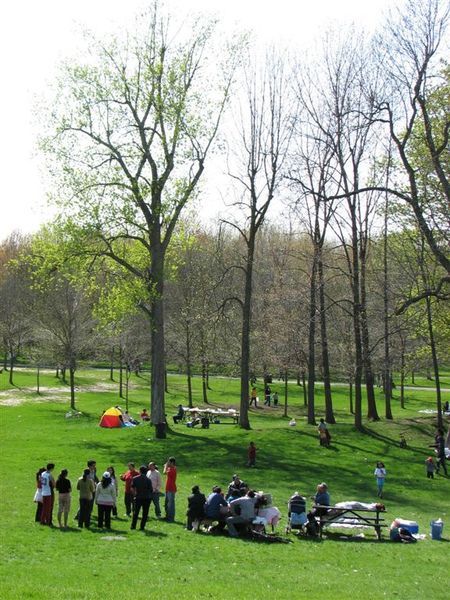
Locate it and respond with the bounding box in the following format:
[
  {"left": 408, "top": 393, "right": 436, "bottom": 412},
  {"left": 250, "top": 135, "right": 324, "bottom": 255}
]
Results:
[
  {"left": 95, "top": 471, "right": 116, "bottom": 529},
  {"left": 247, "top": 442, "right": 257, "bottom": 467},
  {"left": 435, "top": 430, "right": 448, "bottom": 476},
  {"left": 163, "top": 457, "right": 177, "bottom": 522},
  {"left": 146, "top": 462, "right": 162, "bottom": 518},
  {"left": 186, "top": 485, "right": 206, "bottom": 531},
  {"left": 374, "top": 462, "right": 386, "bottom": 498},
  {"left": 77, "top": 469, "right": 96, "bottom": 528},
  {"left": 40, "top": 463, "right": 55, "bottom": 526},
  {"left": 120, "top": 462, "right": 139, "bottom": 517},
  {"left": 318, "top": 419, "right": 330, "bottom": 447},
  {"left": 34, "top": 467, "right": 45, "bottom": 523},
  {"left": 249, "top": 386, "right": 258, "bottom": 407},
  {"left": 425, "top": 457, "right": 436, "bottom": 479},
  {"left": 55, "top": 469, "right": 72, "bottom": 529},
  {"left": 107, "top": 466, "right": 118, "bottom": 517},
  {"left": 130, "top": 466, "right": 153, "bottom": 531}
]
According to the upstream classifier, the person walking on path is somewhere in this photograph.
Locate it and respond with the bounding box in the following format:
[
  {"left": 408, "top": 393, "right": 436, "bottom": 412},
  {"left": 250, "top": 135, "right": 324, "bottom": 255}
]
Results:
[
  {"left": 249, "top": 387, "right": 258, "bottom": 407},
  {"left": 163, "top": 457, "right": 177, "bottom": 522},
  {"left": 77, "top": 469, "right": 96, "bottom": 528},
  {"left": 55, "top": 469, "right": 72, "bottom": 529},
  {"left": 264, "top": 385, "right": 271, "bottom": 406},
  {"left": 374, "top": 462, "right": 386, "bottom": 498},
  {"left": 146, "top": 462, "right": 162, "bottom": 518},
  {"left": 131, "top": 466, "right": 153, "bottom": 531},
  {"left": 40, "top": 463, "right": 55, "bottom": 526},
  {"left": 120, "top": 462, "right": 139, "bottom": 517},
  {"left": 95, "top": 472, "right": 116, "bottom": 529}
]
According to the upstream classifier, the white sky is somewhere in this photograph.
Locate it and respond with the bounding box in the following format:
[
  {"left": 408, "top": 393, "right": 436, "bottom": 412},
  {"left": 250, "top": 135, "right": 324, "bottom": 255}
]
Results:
[{"left": 0, "top": 0, "right": 394, "bottom": 242}]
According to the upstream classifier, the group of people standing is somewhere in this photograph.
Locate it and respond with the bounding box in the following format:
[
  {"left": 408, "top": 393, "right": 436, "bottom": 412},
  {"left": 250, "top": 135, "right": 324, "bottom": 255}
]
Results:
[{"left": 34, "top": 457, "right": 178, "bottom": 530}]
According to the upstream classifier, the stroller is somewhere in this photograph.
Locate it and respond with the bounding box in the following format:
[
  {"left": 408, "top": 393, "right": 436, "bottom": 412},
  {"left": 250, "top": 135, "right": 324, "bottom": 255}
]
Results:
[{"left": 285, "top": 493, "right": 307, "bottom": 534}]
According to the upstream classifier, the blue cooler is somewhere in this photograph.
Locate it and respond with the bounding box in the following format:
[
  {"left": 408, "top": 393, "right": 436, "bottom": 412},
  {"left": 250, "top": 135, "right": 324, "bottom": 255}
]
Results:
[
  {"left": 430, "top": 520, "right": 444, "bottom": 540},
  {"left": 398, "top": 519, "right": 419, "bottom": 534}
]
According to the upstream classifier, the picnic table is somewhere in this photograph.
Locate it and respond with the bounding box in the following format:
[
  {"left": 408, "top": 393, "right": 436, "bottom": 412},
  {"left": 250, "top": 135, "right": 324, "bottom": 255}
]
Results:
[
  {"left": 183, "top": 407, "right": 240, "bottom": 424},
  {"left": 313, "top": 504, "right": 387, "bottom": 540}
]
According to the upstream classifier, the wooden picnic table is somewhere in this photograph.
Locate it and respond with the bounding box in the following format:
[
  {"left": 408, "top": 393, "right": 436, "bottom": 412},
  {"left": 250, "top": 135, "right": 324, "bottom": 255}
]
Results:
[
  {"left": 313, "top": 504, "right": 387, "bottom": 540},
  {"left": 183, "top": 407, "right": 240, "bottom": 424}
]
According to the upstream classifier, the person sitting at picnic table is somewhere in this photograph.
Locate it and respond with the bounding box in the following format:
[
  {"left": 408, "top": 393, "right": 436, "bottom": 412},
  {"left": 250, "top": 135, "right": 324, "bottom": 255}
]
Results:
[
  {"left": 310, "top": 482, "right": 330, "bottom": 517},
  {"left": 186, "top": 485, "right": 207, "bottom": 531},
  {"left": 226, "top": 474, "right": 248, "bottom": 500},
  {"left": 140, "top": 408, "right": 151, "bottom": 422},
  {"left": 204, "top": 486, "right": 229, "bottom": 532},
  {"left": 173, "top": 404, "right": 185, "bottom": 424},
  {"left": 226, "top": 489, "right": 258, "bottom": 537}
]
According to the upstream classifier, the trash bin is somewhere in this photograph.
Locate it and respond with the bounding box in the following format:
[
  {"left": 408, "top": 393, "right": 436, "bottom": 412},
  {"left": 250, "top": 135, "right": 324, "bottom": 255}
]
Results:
[{"left": 430, "top": 519, "right": 444, "bottom": 540}]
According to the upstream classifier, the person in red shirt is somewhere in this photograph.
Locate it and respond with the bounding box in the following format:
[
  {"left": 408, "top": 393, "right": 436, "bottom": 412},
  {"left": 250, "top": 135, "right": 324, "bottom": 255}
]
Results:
[
  {"left": 247, "top": 441, "right": 257, "bottom": 467},
  {"left": 163, "top": 457, "right": 177, "bottom": 522},
  {"left": 120, "top": 462, "right": 139, "bottom": 517}
]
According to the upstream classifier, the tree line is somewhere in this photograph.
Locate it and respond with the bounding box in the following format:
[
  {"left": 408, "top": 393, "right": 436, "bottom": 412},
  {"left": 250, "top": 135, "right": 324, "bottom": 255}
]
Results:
[{"left": 0, "top": 0, "right": 448, "bottom": 436}]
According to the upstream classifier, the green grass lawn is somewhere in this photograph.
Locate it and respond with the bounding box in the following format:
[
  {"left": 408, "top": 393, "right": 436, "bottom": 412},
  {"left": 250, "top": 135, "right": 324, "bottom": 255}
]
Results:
[{"left": 0, "top": 368, "right": 449, "bottom": 599}]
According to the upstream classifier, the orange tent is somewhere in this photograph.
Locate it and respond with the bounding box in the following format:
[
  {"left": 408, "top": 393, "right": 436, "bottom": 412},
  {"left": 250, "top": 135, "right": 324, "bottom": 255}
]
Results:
[{"left": 99, "top": 407, "right": 124, "bottom": 428}]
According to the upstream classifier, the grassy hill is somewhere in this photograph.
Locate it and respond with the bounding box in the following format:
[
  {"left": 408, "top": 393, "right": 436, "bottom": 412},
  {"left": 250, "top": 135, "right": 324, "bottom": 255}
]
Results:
[{"left": 0, "top": 368, "right": 449, "bottom": 599}]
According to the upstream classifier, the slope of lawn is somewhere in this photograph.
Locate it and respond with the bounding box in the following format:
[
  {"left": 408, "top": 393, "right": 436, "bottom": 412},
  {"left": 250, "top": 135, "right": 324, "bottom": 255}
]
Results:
[{"left": 0, "top": 368, "right": 449, "bottom": 600}]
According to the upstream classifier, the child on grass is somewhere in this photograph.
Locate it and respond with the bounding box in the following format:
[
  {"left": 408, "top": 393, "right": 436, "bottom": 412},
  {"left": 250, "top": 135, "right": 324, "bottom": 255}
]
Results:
[
  {"left": 425, "top": 456, "right": 436, "bottom": 479},
  {"left": 247, "top": 441, "right": 257, "bottom": 467},
  {"left": 374, "top": 461, "right": 386, "bottom": 498}
]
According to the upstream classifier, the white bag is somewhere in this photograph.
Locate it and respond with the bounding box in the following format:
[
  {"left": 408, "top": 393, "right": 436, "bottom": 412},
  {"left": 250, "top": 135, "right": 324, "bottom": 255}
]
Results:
[{"left": 34, "top": 488, "right": 43, "bottom": 503}]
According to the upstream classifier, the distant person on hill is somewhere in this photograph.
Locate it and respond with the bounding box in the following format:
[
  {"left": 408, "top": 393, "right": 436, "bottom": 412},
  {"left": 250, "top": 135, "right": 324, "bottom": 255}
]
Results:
[
  {"left": 55, "top": 469, "right": 72, "bottom": 529},
  {"left": 247, "top": 442, "right": 257, "bottom": 467},
  {"left": 40, "top": 463, "right": 56, "bottom": 526},
  {"left": 34, "top": 467, "right": 45, "bottom": 523},
  {"left": 163, "top": 457, "right": 177, "bottom": 522},
  {"left": 76, "top": 469, "right": 96, "bottom": 528},
  {"left": 318, "top": 419, "right": 330, "bottom": 447},
  {"left": 173, "top": 404, "right": 185, "bottom": 424},
  {"left": 140, "top": 408, "right": 151, "bottom": 421},
  {"left": 425, "top": 457, "right": 436, "bottom": 479},
  {"left": 186, "top": 485, "right": 207, "bottom": 531},
  {"left": 120, "top": 462, "right": 139, "bottom": 517},
  {"left": 95, "top": 472, "right": 116, "bottom": 529},
  {"left": 249, "top": 387, "right": 258, "bottom": 407},
  {"left": 434, "top": 430, "right": 448, "bottom": 476},
  {"left": 374, "top": 462, "right": 386, "bottom": 498}
]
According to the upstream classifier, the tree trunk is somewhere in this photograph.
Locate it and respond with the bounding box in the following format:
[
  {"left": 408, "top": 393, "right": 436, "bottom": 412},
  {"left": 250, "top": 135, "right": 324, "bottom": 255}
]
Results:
[
  {"left": 119, "top": 349, "right": 124, "bottom": 399},
  {"left": 297, "top": 371, "right": 301, "bottom": 386},
  {"left": 149, "top": 237, "right": 167, "bottom": 438},
  {"left": 202, "top": 359, "right": 208, "bottom": 404},
  {"left": 69, "top": 367, "right": 76, "bottom": 410},
  {"left": 350, "top": 213, "right": 363, "bottom": 431},
  {"left": 284, "top": 369, "right": 288, "bottom": 418},
  {"left": 411, "top": 370, "right": 415, "bottom": 385},
  {"left": 349, "top": 376, "right": 354, "bottom": 414},
  {"left": 61, "top": 367, "right": 66, "bottom": 384},
  {"left": 426, "top": 296, "right": 443, "bottom": 430},
  {"left": 110, "top": 346, "right": 115, "bottom": 381},
  {"left": 36, "top": 365, "right": 40, "bottom": 395},
  {"left": 186, "top": 323, "right": 193, "bottom": 409},
  {"left": 318, "top": 256, "right": 335, "bottom": 424},
  {"left": 164, "top": 369, "right": 168, "bottom": 393},
  {"left": 360, "top": 264, "right": 379, "bottom": 421},
  {"left": 8, "top": 352, "right": 14, "bottom": 385},
  {"left": 239, "top": 233, "right": 255, "bottom": 430},
  {"left": 383, "top": 193, "right": 393, "bottom": 419},
  {"left": 400, "top": 349, "right": 405, "bottom": 409},
  {"left": 3, "top": 351, "right": 7, "bottom": 371},
  {"left": 307, "top": 250, "right": 318, "bottom": 426}
]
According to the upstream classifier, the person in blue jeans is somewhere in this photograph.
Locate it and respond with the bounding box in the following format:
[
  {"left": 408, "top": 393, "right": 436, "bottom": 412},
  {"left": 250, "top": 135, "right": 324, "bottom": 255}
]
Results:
[{"left": 164, "top": 457, "right": 177, "bottom": 522}]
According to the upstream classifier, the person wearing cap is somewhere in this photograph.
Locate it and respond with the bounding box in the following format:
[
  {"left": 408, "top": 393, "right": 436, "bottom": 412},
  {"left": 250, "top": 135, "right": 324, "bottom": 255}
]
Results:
[
  {"left": 131, "top": 466, "right": 153, "bottom": 530},
  {"left": 146, "top": 462, "right": 162, "bottom": 518},
  {"left": 95, "top": 471, "right": 116, "bottom": 529}
]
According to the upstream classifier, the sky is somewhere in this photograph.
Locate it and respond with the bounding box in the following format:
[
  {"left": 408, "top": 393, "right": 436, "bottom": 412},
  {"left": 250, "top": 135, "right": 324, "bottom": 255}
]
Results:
[{"left": 0, "top": 0, "right": 394, "bottom": 242}]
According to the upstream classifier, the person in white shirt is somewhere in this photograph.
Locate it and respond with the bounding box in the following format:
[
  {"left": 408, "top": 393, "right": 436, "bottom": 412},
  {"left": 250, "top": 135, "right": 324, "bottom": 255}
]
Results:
[
  {"left": 40, "top": 463, "right": 55, "bottom": 526},
  {"left": 147, "top": 462, "right": 162, "bottom": 518},
  {"left": 374, "top": 461, "right": 387, "bottom": 498}
]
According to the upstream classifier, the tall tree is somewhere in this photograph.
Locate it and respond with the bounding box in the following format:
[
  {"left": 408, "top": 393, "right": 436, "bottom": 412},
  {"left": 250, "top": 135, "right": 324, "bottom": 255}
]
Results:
[{"left": 41, "top": 4, "right": 238, "bottom": 437}]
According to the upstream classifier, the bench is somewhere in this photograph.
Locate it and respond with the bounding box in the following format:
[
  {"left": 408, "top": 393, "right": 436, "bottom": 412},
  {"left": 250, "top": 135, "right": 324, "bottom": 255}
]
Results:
[{"left": 313, "top": 504, "right": 388, "bottom": 540}]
